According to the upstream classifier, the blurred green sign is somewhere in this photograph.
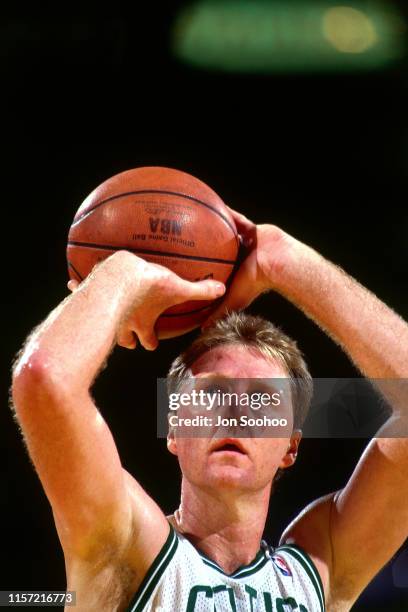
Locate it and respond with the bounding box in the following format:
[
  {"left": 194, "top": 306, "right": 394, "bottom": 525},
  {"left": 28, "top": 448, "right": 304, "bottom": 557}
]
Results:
[{"left": 172, "top": 0, "right": 406, "bottom": 72}]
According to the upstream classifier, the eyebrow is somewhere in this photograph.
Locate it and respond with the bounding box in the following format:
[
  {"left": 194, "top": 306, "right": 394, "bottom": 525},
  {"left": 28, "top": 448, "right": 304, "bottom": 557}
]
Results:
[
  {"left": 191, "top": 371, "right": 290, "bottom": 380},
  {"left": 192, "top": 373, "right": 289, "bottom": 385}
]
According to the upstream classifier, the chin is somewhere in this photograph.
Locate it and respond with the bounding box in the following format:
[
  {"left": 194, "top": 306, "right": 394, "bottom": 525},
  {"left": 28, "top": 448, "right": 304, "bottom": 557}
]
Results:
[{"left": 206, "top": 465, "right": 254, "bottom": 490}]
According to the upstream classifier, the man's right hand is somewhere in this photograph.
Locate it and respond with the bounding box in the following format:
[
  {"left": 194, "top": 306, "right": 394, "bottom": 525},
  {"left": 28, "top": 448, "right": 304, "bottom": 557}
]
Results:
[{"left": 68, "top": 250, "right": 225, "bottom": 351}]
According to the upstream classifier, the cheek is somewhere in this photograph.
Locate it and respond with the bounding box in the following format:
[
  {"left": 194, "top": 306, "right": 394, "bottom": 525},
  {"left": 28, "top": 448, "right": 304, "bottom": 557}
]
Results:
[
  {"left": 255, "top": 439, "right": 289, "bottom": 469},
  {"left": 175, "top": 438, "right": 207, "bottom": 472}
]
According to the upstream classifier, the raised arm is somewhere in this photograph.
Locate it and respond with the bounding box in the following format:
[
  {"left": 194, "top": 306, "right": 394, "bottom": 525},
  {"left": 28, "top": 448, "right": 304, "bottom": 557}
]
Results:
[
  {"left": 11, "top": 251, "right": 224, "bottom": 570},
  {"left": 207, "top": 210, "right": 408, "bottom": 608}
]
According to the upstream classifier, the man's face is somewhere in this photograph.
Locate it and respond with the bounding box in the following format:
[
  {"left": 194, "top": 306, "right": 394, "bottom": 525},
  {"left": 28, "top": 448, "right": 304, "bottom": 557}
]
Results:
[{"left": 167, "top": 344, "right": 301, "bottom": 495}]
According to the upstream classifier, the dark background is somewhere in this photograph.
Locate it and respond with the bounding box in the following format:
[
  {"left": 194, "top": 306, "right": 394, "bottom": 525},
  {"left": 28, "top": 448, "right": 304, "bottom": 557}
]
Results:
[{"left": 2, "top": 1, "right": 408, "bottom": 610}]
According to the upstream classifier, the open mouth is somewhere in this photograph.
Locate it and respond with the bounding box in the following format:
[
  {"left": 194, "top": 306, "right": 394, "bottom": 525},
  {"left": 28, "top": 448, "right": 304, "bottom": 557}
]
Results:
[{"left": 211, "top": 439, "right": 246, "bottom": 454}]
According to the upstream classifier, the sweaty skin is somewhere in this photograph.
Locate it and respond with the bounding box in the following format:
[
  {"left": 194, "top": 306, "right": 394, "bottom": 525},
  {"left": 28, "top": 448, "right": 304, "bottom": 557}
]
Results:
[{"left": 11, "top": 213, "right": 408, "bottom": 611}]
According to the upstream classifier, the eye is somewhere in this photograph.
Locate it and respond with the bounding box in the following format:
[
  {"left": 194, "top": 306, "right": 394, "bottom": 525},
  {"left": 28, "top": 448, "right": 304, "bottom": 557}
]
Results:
[
  {"left": 204, "top": 385, "right": 221, "bottom": 395},
  {"left": 198, "top": 380, "right": 231, "bottom": 395}
]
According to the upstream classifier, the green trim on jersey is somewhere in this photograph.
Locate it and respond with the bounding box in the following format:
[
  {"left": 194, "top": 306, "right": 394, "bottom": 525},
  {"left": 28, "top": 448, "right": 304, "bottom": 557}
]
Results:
[
  {"left": 126, "top": 524, "right": 178, "bottom": 612},
  {"left": 199, "top": 548, "right": 269, "bottom": 579},
  {"left": 276, "top": 544, "right": 325, "bottom": 612}
]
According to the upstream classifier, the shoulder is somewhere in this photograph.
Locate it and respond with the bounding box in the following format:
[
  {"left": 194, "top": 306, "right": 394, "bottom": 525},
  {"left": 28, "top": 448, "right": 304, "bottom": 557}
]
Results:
[
  {"left": 63, "top": 469, "right": 172, "bottom": 609},
  {"left": 279, "top": 491, "right": 340, "bottom": 609}
]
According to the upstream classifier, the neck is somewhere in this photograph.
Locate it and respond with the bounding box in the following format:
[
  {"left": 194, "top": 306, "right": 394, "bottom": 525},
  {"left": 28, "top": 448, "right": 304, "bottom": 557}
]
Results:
[{"left": 171, "top": 479, "right": 271, "bottom": 574}]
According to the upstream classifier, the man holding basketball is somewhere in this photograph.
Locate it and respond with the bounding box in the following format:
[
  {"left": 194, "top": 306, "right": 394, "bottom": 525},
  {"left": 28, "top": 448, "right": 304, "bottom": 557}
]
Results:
[{"left": 11, "top": 208, "right": 408, "bottom": 611}]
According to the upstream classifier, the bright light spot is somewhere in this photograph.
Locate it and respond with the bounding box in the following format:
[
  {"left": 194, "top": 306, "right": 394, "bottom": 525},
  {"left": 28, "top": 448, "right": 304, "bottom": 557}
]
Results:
[
  {"left": 172, "top": 0, "right": 405, "bottom": 72},
  {"left": 95, "top": 412, "right": 104, "bottom": 427},
  {"left": 322, "top": 6, "right": 378, "bottom": 53}
]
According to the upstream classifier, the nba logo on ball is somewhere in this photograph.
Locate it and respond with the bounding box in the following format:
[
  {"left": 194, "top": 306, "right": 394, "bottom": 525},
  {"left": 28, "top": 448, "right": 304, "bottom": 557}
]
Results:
[{"left": 272, "top": 555, "right": 292, "bottom": 577}]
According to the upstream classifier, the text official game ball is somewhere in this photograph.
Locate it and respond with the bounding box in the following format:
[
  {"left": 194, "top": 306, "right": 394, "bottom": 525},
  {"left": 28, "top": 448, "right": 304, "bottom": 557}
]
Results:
[{"left": 67, "top": 166, "right": 239, "bottom": 338}]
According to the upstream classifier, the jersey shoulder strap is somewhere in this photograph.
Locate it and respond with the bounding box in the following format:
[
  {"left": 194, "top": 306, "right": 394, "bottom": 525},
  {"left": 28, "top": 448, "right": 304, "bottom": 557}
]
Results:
[
  {"left": 274, "top": 543, "right": 326, "bottom": 612},
  {"left": 126, "top": 523, "right": 178, "bottom": 612}
]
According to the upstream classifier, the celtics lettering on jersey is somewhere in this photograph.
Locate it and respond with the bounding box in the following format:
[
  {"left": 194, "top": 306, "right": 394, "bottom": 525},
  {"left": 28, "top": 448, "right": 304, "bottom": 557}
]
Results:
[
  {"left": 126, "top": 524, "right": 325, "bottom": 612},
  {"left": 186, "top": 584, "right": 308, "bottom": 611}
]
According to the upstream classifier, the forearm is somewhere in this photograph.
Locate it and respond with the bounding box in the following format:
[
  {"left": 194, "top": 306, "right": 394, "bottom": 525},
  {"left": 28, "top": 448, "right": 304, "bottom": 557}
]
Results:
[
  {"left": 14, "top": 251, "right": 141, "bottom": 393},
  {"left": 275, "top": 243, "right": 408, "bottom": 403}
]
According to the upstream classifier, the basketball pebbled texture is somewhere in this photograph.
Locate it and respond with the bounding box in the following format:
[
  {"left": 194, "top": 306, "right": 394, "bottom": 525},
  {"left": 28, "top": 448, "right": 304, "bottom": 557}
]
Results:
[{"left": 67, "top": 166, "right": 240, "bottom": 338}]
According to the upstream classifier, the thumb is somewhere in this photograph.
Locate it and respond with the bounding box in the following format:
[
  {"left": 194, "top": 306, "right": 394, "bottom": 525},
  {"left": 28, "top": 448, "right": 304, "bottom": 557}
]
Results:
[{"left": 175, "top": 278, "right": 226, "bottom": 303}]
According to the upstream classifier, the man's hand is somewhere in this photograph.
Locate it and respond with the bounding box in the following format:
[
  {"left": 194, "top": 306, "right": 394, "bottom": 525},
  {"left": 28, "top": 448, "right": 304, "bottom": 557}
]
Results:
[
  {"left": 202, "top": 207, "right": 299, "bottom": 325},
  {"left": 68, "top": 251, "right": 225, "bottom": 351}
]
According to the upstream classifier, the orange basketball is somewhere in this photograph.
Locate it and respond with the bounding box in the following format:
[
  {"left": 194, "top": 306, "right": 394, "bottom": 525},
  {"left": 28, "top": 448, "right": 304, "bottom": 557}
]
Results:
[{"left": 67, "top": 167, "right": 239, "bottom": 338}]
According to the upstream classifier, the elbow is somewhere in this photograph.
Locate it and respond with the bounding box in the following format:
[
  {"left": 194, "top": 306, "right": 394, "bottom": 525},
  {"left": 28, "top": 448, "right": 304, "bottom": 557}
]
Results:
[
  {"left": 13, "top": 349, "right": 53, "bottom": 387},
  {"left": 11, "top": 350, "right": 63, "bottom": 414}
]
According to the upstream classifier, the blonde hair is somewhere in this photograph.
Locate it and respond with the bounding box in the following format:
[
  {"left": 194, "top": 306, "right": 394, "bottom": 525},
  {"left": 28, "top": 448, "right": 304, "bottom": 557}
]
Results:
[{"left": 167, "top": 311, "right": 313, "bottom": 430}]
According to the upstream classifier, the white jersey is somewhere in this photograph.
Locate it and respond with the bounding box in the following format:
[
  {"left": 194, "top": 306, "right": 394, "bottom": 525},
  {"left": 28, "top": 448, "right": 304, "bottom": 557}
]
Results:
[{"left": 125, "top": 523, "right": 325, "bottom": 612}]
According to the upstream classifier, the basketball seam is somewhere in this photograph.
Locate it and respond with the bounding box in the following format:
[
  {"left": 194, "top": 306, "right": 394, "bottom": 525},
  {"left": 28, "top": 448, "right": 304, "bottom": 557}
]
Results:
[
  {"left": 70, "top": 189, "right": 239, "bottom": 245},
  {"left": 67, "top": 241, "right": 237, "bottom": 265},
  {"left": 67, "top": 260, "right": 84, "bottom": 281}
]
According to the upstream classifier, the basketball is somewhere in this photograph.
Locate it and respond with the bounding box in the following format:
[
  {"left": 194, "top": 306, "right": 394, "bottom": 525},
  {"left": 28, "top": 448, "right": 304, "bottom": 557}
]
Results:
[{"left": 67, "top": 166, "right": 239, "bottom": 338}]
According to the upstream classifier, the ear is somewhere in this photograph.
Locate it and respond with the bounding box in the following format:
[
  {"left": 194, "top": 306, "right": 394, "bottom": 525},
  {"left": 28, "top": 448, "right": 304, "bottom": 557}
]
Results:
[
  {"left": 279, "top": 429, "right": 302, "bottom": 469},
  {"left": 167, "top": 418, "right": 178, "bottom": 456}
]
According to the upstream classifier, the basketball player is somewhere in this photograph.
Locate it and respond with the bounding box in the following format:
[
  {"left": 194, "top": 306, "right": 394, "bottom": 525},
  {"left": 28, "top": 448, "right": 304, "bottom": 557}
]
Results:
[{"left": 11, "top": 208, "right": 408, "bottom": 611}]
